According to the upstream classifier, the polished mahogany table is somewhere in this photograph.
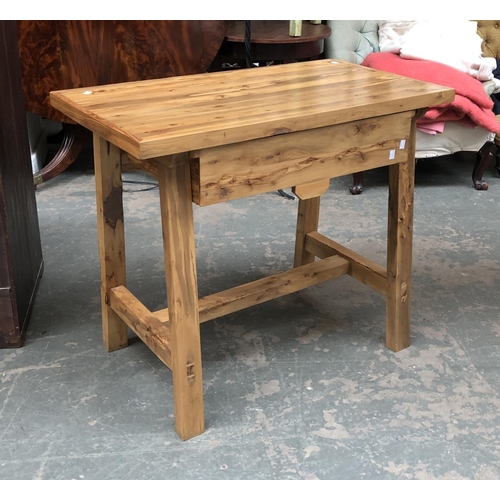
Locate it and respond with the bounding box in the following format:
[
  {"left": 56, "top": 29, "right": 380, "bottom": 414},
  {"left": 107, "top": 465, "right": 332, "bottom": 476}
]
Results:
[
  {"left": 16, "top": 20, "right": 229, "bottom": 184},
  {"left": 50, "top": 59, "right": 454, "bottom": 440},
  {"left": 217, "top": 20, "right": 331, "bottom": 65}
]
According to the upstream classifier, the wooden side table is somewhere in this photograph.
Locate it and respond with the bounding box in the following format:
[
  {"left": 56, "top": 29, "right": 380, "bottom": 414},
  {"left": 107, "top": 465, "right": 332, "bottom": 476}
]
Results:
[
  {"left": 50, "top": 59, "right": 454, "bottom": 440},
  {"left": 216, "top": 20, "right": 332, "bottom": 66}
]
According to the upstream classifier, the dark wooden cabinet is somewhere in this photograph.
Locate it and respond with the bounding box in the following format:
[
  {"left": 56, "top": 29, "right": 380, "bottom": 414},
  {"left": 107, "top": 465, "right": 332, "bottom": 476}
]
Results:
[{"left": 0, "top": 21, "right": 43, "bottom": 348}]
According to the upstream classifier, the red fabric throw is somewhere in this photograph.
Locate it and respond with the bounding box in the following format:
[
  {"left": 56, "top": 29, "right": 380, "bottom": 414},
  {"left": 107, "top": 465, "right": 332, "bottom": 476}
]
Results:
[{"left": 362, "top": 52, "right": 500, "bottom": 133}]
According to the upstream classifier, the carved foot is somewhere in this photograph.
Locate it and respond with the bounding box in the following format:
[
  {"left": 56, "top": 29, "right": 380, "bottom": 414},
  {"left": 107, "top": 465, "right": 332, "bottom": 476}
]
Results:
[
  {"left": 474, "top": 180, "right": 489, "bottom": 190},
  {"left": 472, "top": 140, "right": 495, "bottom": 191},
  {"left": 34, "top": 124, "right": 90, "bottom": 185},
  {"left": 350, "top": 172, "right": 364, "bottom": 195}
]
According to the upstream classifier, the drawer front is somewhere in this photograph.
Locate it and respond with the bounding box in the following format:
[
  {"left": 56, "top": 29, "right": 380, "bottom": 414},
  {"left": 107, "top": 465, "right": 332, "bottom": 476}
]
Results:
[{"left": 191, "top": 111, "right": 413, "bottom": 206}]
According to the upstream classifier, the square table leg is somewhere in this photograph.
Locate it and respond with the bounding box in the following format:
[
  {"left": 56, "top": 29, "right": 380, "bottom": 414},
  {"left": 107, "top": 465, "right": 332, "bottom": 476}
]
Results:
[
  {"left": 157, "top": 156, "right": 205, "bottom": 440},
  {"left": 294, "top": 197, "right": 321, "bottom": 267},
  {"left": 385, "top": 118, "right": 416, "bottom": 352},
  {"left": 94, "top": 135, "right": 128, "bottom": 352},
  {"left": 293, "top": 180, "right": 330, "bottom": 267}
]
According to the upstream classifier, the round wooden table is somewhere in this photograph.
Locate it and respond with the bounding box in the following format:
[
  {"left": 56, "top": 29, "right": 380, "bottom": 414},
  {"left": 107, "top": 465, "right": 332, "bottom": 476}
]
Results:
[
  {"left": 16, "top": 20, "right": 229, "bottom": 184},
  {"left": 218, "top": 20, "right": 332, "bottom": 65}
]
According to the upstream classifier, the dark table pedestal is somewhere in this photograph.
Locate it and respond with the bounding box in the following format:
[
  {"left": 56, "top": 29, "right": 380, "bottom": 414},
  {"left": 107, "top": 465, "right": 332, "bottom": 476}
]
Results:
[
  {"left": 214, "top": 20, "right": 331, "bottom": 67},
  {"left": 16, "top": 20, "right": 229, "bottom": 184}
]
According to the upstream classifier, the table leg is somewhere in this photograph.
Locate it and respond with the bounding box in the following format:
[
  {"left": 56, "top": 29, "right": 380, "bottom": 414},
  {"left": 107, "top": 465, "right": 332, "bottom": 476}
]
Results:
[
  {"left": 386, "top": 125, "right": 416, "bottom": 352},
  {"left": 158, "top": 157, "right": 204, "bottom": 440},
  {"left": 293, "top": 180, "right": 329, "bottom": 267},
  {"left": 93, "top": 135, "right": 128, "bottom": 352},
  {"left": 294, "top": 197, "right": 321, "bottom": 267},
  {"left": 33, "top": 124, "right": 89, "bottom": 186}
]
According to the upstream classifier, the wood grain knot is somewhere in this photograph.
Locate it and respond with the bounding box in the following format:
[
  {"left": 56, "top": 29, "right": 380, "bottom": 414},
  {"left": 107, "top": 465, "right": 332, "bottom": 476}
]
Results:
[
  {"left": 272, "top": 128, "right": 291, "bottom": 136},
  {"left": 103, "top": 185, "right": 123, "bottom": 229}
]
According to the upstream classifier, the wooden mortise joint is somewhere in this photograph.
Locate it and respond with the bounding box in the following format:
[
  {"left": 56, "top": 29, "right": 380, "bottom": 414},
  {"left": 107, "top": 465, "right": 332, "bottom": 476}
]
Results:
[
  {"left": 109, "top": 286, "right": 172, "bottom": 369},
  {"left": 304, "top": 231, "right": 387, "bottom": 294},
  {"left": 400, "top": 282, "right": 408, "bottom": 302},
  {"left": 186, "top": 360, "right": 196, "bottom": 383}
]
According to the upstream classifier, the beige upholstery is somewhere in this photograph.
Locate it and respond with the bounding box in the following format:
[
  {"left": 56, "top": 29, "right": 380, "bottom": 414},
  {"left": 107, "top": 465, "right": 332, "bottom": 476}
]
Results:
[
  {"left": 325, "top": 20, "right": 499, "bottom": 192},
  {"left": 324, "top": 21, "right": 379, "bottom": 64},
  {"left": 476, "top": 21, "right": 500, "bottom": 146},
  {"left": 325, "top": 20, "right": 494, "bottom": 159},
  {"left": 477, "top": 21, "right": 500, "bottom": 58}
]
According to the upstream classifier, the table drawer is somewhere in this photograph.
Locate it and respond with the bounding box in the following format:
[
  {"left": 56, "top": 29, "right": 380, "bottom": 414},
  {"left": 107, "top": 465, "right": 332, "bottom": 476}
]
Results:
[{"left": 191, "top": 111, "right": 413, "bottom": 206}]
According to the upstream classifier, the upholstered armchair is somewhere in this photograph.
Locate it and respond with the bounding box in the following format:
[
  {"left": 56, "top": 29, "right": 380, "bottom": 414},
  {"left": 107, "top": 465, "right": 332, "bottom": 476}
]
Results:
[
  {"left": 477, "top": 20, "right": 500, "bottom": 171},
  {"left": 324, "top": 20, "right": 499, "bottom": 194}
]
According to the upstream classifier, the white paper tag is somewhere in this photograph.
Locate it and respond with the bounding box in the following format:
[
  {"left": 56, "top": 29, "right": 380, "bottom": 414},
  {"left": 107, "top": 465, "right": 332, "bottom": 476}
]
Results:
[
  {"left": 389, "top": 150, "right": 396, "bottom": 160},
  {"left": 399, "top": 140, "right": 406, "bottom": 149}
]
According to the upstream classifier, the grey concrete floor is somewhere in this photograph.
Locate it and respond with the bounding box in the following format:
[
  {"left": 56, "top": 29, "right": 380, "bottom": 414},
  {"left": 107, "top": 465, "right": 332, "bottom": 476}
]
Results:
[{"left": 1, "top": 147, "right": 500, "bottom": 480}]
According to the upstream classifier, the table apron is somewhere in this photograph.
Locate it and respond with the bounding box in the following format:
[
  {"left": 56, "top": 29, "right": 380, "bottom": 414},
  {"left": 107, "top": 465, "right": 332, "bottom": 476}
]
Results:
[{"left": 191, "top": 111, "right": 413, "bottom": 206}]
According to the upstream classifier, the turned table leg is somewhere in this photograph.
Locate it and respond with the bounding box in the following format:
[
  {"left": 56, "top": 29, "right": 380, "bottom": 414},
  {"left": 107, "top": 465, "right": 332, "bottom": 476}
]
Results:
[
  {"left": 472, "top": 140, "right": 495, "bottom": 191},
  {"left": 93, "top": 135, "right": 128, "bottom": 352},
  {"left": 158, "top": 155, "right": 204, "bottom": 441},
  {"left": 350, "top": 172, "right": 364, "bottom": 195},
  {"left": 34, "top": 124, "right": 89, "bottom": 185}
]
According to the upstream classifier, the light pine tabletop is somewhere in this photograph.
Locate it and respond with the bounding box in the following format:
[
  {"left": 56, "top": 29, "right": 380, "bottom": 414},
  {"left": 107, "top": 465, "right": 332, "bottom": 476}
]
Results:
[{"left": 50, "top": 59, "right": 454, "bottom": 160}]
